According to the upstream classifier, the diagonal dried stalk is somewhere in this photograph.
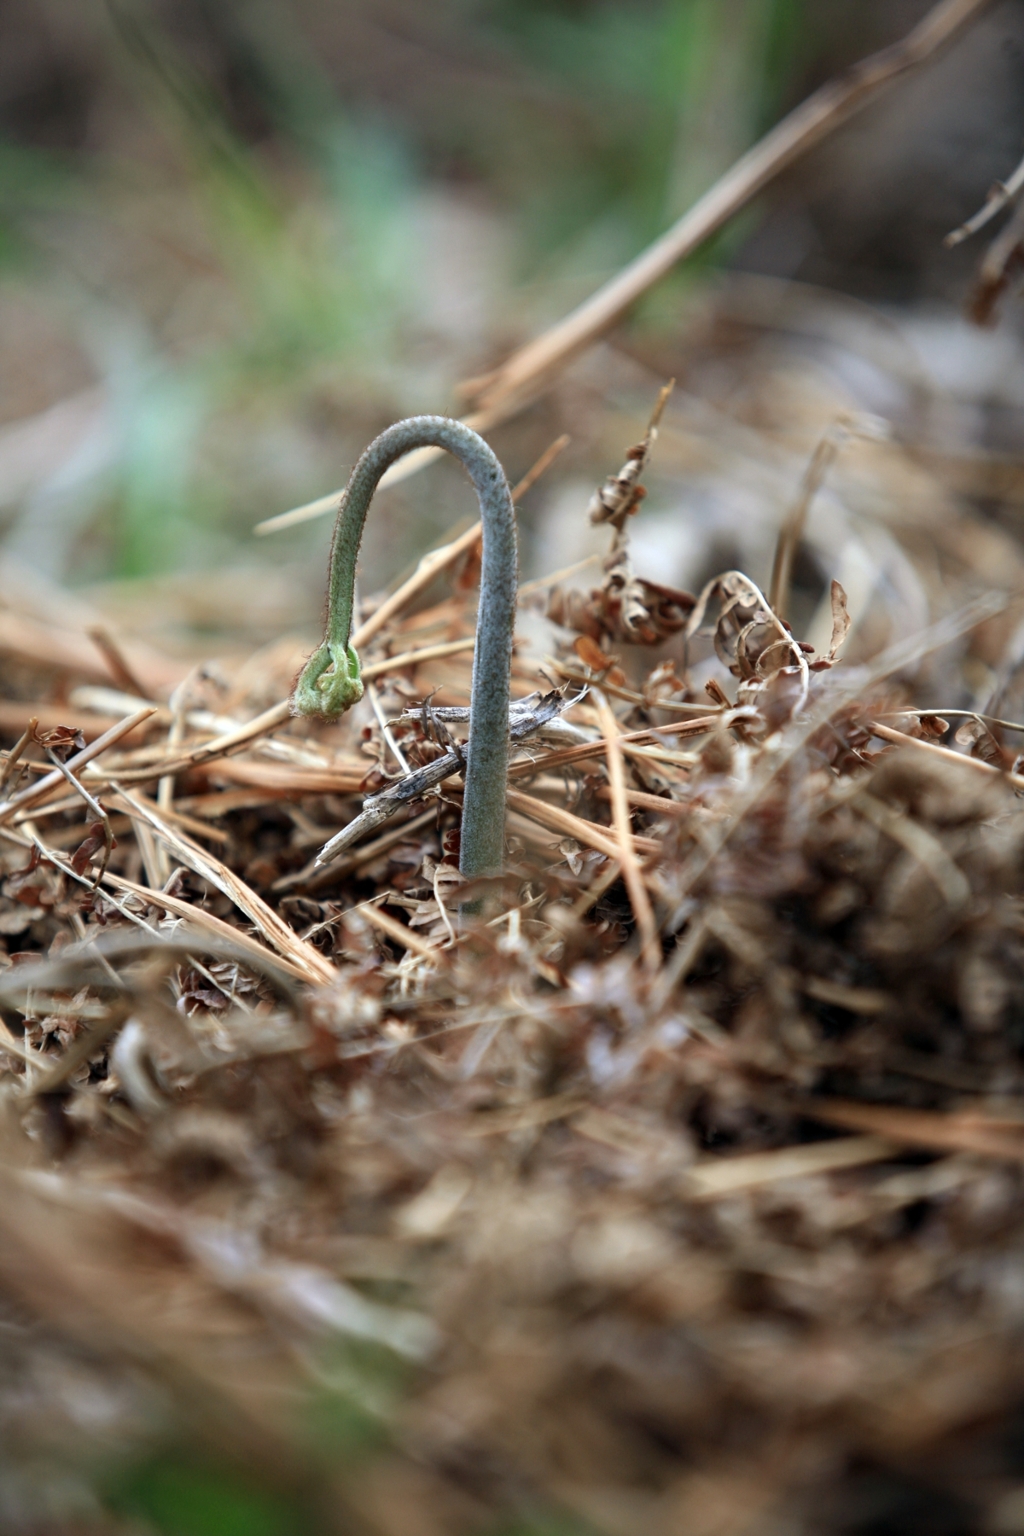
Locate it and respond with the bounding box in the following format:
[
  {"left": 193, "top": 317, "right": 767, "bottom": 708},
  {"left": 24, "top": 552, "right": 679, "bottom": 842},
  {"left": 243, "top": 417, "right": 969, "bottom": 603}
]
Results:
[
  {"left": 109, "top": 786, "right": 335, "bottom": 986},
  {"left": 768, "top": 413, "right": 888, "bottom": 621},
  {"left": 0, "top": 717, "right": 36, "bottom": 793},
  {"left": 593, "top": 691, "right": 660, "bottom": 970},
  {"left": 256, "top": 0, "right": 991, "bottom": 533},
  {"left": 0, "top": 707, "right": 156, "bottom": 823},
  {"left": 359, "top": 901, "right": 447, "bottom": 964},
  {"left": 945, "top": 145, "right": 1024, "bottom": 246},
  {"left": 505, "top": 789, "right": 662, "bottom": 873},
  {"left": 465, "top": 0, "right": 993, "bottom": 419},
  {"left": 871, "top": 720, "right": 1024, "bottom": 788},
  {"left": 806, "top": 1099, "right": 1024, "bottom": 1160},
  {"left": 102, "top": 871, "right": 317, "bottom": 985},
  {"left": 967, "top": 197, "right": 1024, "bottom": 325}
]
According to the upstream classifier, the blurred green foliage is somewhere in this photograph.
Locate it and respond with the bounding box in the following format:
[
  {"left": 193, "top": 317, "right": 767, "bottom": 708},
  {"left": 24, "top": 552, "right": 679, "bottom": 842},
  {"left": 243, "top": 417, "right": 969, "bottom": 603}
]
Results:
[
  {"left": 303, "top": 1335, "right": 406, "bottom": 1463},
  {"left": 0, "top": 0, "right": 807, "bottom": 579},
  {"left": 110, "top": 1454, "right": 302, "bottom": 1536},
  {"left": 479, "top": 0, "right": 805, "bottom": 258}
]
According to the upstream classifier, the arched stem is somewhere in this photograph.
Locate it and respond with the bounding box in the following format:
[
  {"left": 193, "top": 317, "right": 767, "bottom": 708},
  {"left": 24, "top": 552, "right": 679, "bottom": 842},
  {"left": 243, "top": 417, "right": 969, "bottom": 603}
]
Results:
[{"left": 292, "top": 416, "right": 517, "bottom": 883}]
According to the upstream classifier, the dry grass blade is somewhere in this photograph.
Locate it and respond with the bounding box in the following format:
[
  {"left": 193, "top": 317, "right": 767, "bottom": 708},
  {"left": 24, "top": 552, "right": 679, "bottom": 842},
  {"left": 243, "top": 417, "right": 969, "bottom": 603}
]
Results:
[
  {"left": 506, "top": 787, "right": 661, "bottom": 872},
  {"left": 86, "top": 624, "right": 149, "bottom": 698},
  {"left": 0, "top": 707, "right": 156, "bottom": 823},
  {"left": 517, "top": 553, "right": 601, "bottom": 597},
  {"left": 619, "top": 742, "right": 698, "bottom": 770},
  {"left": 807, "top": 1100, "right": 1024, "bottom": 1161},
  {"left": 550, "top": 661, "right": 721, "bottom": 712},
  {"left": 802, "top": 976, "right": 891, "bottom": 1014},
  {"left": 363, "top": 637, "right": 475, "bottom": 679},
  {"left": 595, "top": 785, "right": 688, "bottom": 817},
  {"left": 203, "top": 760, "right": 366, "bottom": 795},
  {"left": 768, "top": 413, "right": 882, "bottom": 620},
  {"left": 13, "top": 789, "right": 228, "bottom": 844},
  {"left": 568, "top": 857, "right": 621, "bottom": 919},
  {"left": 101, "top": 700, "right": 292, "bottom": 784},
  {"left": 593, "top": 691, "right": 660, "bottom": 969},
  {"left": 367, "top": 682, "right": 410, "bottom": 774},
  {"left": 945, "top": 145, "right": 1024, "bottom": 245},
  {"left": 508, "top": 715, "right": 720, "bottom": 778},
  {"left": 0, "top": 608, "right": 180, "bottom": 691},
  {"left": 110, "top": 786, "right": 335, "bottom": 985},
  {"left": 360, "top": 901, "right": 446, "bottom": 963},
  {"left": 0, "top": 717, "right": 35, "bottom": 793},
  {"left": 44, "top": 747, "right": 115, "bottom": 886},
  {"left": 871, "top": 719, "right": 1024, "bottom": 787},
  {"left": 464, "top": 1091, "right": 586, "bottom": 1136},
  {"left": 102, "top": 871, "right": 315, "bottom": 985},
  {"left": 684, "top": 1136, "right": 898, "bottom": 1200}
]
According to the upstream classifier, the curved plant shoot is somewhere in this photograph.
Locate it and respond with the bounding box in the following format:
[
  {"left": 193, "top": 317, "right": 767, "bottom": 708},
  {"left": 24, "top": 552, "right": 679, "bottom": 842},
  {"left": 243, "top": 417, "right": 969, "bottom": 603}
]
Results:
[{"left": 292, "top": 416, "right": 518, "bottom": 884}]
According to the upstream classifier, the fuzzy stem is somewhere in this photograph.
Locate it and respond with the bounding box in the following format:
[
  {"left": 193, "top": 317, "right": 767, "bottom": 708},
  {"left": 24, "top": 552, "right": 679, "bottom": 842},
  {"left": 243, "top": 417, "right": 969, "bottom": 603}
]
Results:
[{"left": 292, "top": 416, "right": 517, "bottom": 883}]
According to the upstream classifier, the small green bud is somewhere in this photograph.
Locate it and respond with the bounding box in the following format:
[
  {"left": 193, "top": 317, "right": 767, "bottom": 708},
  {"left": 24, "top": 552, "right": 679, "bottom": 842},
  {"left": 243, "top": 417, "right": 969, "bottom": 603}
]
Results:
[{"left": 292, "top": 640, "right": 364, "bottom": 720}]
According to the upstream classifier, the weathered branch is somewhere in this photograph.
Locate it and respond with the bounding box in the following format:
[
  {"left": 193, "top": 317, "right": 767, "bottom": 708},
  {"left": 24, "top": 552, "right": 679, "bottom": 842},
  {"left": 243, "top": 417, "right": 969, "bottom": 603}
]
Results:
[{"left": 314, "top": 691, "right": 573, "bottom": 868}]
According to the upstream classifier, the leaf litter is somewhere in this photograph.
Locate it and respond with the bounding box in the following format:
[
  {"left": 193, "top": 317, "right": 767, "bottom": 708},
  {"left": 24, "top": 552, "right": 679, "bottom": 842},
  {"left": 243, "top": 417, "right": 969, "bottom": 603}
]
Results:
[{"left": 3, "top": 394, "right": 1024, "bottom": 1533}]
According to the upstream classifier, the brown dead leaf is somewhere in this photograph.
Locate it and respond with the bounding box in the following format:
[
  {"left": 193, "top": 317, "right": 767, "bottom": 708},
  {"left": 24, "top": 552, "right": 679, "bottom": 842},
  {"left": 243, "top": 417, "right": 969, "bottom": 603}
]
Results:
[
  {"left": 827, "top": 580, "right": 851, "bottom": 662},
  {"left": 574, "top": 634, "right": 616, "bottom": 672},
  {"left": 70, "top": 821, "right": 112, "bottom": 877},
  {"left": 30, "top": 722, "right": 86, "bottom": 761}
]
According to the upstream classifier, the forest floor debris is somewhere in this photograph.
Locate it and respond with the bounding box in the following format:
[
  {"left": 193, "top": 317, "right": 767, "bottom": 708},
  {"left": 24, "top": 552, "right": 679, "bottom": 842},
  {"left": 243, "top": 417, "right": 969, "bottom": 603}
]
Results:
[{"left": 2, "top": 404, "right": 1024, "bottom": 1536}]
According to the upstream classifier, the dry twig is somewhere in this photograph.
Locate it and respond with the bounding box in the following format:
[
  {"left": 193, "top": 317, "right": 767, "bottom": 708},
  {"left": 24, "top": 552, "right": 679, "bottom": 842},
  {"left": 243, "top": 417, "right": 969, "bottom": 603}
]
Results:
[{"left": 258, "top": 0, "right": 990, "bottom": 531}]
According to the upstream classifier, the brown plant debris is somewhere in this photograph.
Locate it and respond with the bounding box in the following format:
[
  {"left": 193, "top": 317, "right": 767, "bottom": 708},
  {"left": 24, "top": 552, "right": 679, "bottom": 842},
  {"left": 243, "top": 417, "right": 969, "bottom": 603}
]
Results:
[{"left": 4, "top": 407, "right": 1024, "bottom": 1534}]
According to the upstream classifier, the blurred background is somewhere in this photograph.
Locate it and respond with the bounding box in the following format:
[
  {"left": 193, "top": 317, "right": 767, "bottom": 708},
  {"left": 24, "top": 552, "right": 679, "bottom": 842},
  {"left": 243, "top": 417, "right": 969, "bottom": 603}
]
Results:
[
  {"left": 2, "top": 0, "right": 1024, "bottom": 669},
  {"left": 5, "top": 7, "right": 1024, "bottom": 1534}
]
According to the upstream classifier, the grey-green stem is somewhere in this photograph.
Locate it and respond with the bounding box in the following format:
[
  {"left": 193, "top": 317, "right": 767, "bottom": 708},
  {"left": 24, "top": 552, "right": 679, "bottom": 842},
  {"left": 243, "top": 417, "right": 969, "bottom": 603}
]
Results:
[{"left": 292, "top": 416, "right": 517, "bottom": 883}]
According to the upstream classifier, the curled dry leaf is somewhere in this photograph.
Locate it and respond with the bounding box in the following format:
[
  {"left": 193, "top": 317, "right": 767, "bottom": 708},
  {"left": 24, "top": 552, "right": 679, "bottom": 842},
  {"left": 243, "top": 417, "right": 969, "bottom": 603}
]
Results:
[
  {"left": 548, "top": 540, "right": 694, "bottom": 645},
  {"left": 548, "top": 380, "right": 692, "bottom": 647},
  {"left": 70, "top": 821, "right": 111, "bottom": 877},
  {"left": 587, "top": 380, "right": 673, "bottom": 532},
  {"left": 824, "top": 579, "right": 851, "bottom": 665},
  {"left": 30, "top": 722, "right": 86, "bottom": 761},
  {"left": 954, "top": 715, "right": 1010, "bottom": 768},
  {"left": 918, "top": 713, "right": 950, "bottom": 739},
  {"left": 573, "top": 634, "right": 616, "bottom": 673},
  {"left": 587, "top": 446, "right": 648, "bottom": 530},
  {"left": 685, "top": 569, "right": 810, "bottom": 724}
]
